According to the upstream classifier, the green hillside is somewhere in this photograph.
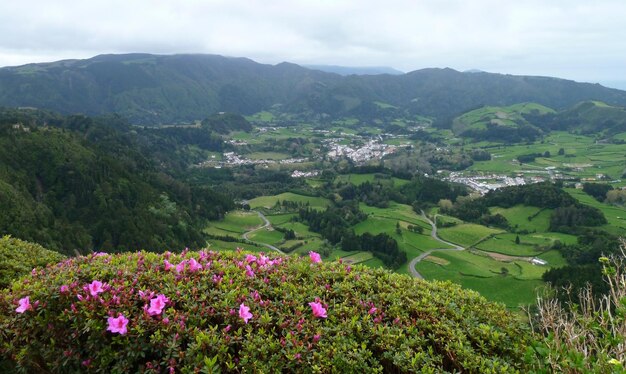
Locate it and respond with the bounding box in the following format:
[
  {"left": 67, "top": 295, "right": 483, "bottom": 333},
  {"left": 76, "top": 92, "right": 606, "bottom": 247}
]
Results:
[
  {"left": 0, "top": 110, "right": 233, "bottom": 254},
  {"left": 452, "top": 103, "right": 554, "bottom": 141},
  {"left": 2, "top": 54, "right": 626, "bottom": 124}
]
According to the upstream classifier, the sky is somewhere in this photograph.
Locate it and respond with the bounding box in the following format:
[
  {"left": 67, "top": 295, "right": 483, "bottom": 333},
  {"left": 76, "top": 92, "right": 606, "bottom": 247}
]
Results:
[{"left": 1, "top": 0, "right": 625, "bottom": 88}]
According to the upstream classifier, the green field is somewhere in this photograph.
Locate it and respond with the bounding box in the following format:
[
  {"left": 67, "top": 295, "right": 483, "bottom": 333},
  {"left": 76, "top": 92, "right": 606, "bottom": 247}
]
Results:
[
  {"left": 438, "top": 224, "right": 504, "bottom": 247},
  {"left": 415, "top": 250, "right": 553, "bottom": 308},
  {"left": 248, "top": 192, "right": 331, "bottom": 210},
  {"left": 335, "top": 173, "right": 410, "bottom": 187},
  {"left": 476, "top": 232, "right": 576, "bottom": 257},
  {"left": 205, "top": 211, "right": 263, "bottom": 236},
  {"left": 490, "top": 205, "right": 552, "bottom": 232},
  {"left": 565, "top": 188, "right": 626, "bottom": 235}
]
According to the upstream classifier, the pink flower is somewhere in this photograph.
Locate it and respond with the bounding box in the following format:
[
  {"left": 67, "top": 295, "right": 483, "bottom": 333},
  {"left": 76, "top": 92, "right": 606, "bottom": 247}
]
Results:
[
  {"left": 88, "top": 280, "right": 104, "bottom": 297},
  {"left": 107, "top": 314, "right": 129, "bottom": 335},
  {"left": 175, "top": 260, "right": 186, "bottom": 274},
  {"left": 313, "top": 334, "right": 321, "bottom": 342},
  {"left": 309, "top": 251, "right": 322, "bottom": 264},
  {"left": 188, "top": 258, "right": 202, "bottom": 272},
  {"left": 147, "top": 294, "right": 169, "bottom": 316},
  {"left": 309, "top": 301, "right": 327, "bottom": 318},
  {"left": 59, "top": 285, "right": 70, "bottom": 293},
  {"left": 239, "top": 303, "right": 253, "bottom": 324},
  {"left": 368, "top": 307, "right": 378, "bottom": 315},
  {"left": 15, "top": 296, "right": 32, "bottom": 313},
  {"left": 245, "top": 254, "right": 257, "bottom": 263},
  {"left": 164, "top": 260, "right": 173, "bottom": 271},
  {"left": 245, "top": 265, "right": 255, "bottom": 278}
]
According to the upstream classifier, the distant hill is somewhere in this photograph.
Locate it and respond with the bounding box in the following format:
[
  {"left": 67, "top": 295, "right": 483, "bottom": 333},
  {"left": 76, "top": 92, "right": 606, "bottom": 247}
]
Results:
[
  {"left": 520, "top": 100, "right": 626, "bottom": 136},
  {"left": 304, "top": 64, "right": 404, "bottom": 76},
  {"left": 2, "top": 53, "right": 626, "bottom": 124},
  {"left": 453, "top": 103, "right": 555, "bottom": 141}
]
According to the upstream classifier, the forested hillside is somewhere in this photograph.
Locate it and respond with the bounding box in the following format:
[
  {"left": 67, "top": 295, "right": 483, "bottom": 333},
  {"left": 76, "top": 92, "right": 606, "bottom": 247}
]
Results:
[
  {"left": 2, "top": 54, "right": 626, "bottom": 124},
  {"left": 0, "top": 109, "right": 233, "bottom": 254}
]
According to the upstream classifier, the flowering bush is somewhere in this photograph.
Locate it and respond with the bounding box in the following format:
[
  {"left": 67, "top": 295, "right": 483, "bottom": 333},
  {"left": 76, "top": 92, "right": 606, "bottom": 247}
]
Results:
[
  {"left": 0, "top": 235, "right": 65, "bottom": 288},
  {"left": 0, "top": 249, "right": 529, "bottom": 372}
]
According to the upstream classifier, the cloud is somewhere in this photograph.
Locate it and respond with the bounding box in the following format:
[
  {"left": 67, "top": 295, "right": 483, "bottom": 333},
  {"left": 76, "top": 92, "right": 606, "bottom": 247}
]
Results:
[{"left": 0, "top": 0, "right": 624, "bottom": 82}]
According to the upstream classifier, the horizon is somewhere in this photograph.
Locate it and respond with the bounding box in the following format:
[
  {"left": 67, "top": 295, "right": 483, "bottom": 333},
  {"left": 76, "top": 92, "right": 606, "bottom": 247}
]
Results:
[{"left": 1, "top": 51, "right": 625, "bottom": 91}]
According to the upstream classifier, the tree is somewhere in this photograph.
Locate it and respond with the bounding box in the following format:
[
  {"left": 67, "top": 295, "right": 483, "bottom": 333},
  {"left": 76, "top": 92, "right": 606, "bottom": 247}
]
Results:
[
  {"left": 515, "top": 235, "right": 520, "bottom": 244},
  {"left": 558, "top": 148, "right": 565, "bottom": 156}
]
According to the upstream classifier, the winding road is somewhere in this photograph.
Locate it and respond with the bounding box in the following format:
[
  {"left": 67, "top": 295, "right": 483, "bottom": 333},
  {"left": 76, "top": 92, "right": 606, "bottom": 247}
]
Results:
[
  {"left": 408, "top": 212, "right": 464, "bottom": 279},
  {"left": 241, "top": 211, "right": 285, "bottom": 254}
]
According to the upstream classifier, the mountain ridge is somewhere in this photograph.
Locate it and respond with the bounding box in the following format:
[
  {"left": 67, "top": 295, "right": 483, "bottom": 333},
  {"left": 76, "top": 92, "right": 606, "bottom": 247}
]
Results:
[{"left": 1, "top": 53, "right": 626, "bottom": 124}]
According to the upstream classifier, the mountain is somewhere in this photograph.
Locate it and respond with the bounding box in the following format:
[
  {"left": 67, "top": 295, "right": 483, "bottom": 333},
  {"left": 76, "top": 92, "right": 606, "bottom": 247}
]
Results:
[
  {"left": 303, "top": 64, "right": 404, "bottom": 75},
  {"left": 2, "top": 53, "right": 626, "bottom": 124}
]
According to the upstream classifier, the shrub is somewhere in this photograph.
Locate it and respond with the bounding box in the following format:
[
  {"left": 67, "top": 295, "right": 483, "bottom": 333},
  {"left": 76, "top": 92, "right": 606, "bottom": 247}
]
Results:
[
  {"left": 529, "top": 242, "right": 626, "bottom": 372},
  {"left": 1, "top": 249, "right": 529, "bottom": 372},
  {"left": 0, "top": 235, "right": 65, "bottom": 288}
]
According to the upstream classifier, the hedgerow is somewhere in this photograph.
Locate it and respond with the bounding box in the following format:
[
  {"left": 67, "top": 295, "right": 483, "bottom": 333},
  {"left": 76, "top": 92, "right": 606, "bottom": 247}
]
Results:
[
  {"left": 0, "top": 235, "right": 65, "bottom": 288},
  {"left": 0, "top": 249, "right": 530, "bottom": 372}
]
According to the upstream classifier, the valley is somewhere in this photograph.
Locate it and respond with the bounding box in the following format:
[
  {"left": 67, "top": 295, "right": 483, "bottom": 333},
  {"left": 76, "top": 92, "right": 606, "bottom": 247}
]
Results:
[{"left": 192, "top": 104, "right": 626, "bottom": 308}]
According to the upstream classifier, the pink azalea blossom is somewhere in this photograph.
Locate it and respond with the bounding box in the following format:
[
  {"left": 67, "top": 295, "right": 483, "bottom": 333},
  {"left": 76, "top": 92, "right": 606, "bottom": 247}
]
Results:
[
  {"left": 163, "top": 260, "right": 173, "bottom": 271},
  {"left": 59, "top": 285, "right": 70, "bottom": 293},
  {"left": 147, "top": 294, "right": 169, "bottom": 316},
  {"left": 245, "top": 254, "right": 257, "bottom": 263},
  {"left": 309, "top": 251, "right": 322, "bottom": 263},
  {"left": 368, "top": 307, "right": 378, "bottom": 315},
  {"left": 313, "top": 334, "right": 321, "bottom": 342},
  {"left": 175, "top": 260, "right": 186, "bottom": 274},
  {"left": 188, "top": 258, "right": 202, "bottom": 272},
  {"left": 309, "top": 301, "right": 327, "bottom": 318},
  {"left": 106, "top": 314, "right": 129, "bottom": 335},
  {"left": 239, "top": 303, "right": 253, "bottom": 324},
  {"left": 88, "top": 280, "right": 104, "bottom": 297},
  {"left": 245, "top": 265, "right": 255, "bottom": 278},
  {"left": 15, "top": 296, "right": 32, "bottom": 313}
]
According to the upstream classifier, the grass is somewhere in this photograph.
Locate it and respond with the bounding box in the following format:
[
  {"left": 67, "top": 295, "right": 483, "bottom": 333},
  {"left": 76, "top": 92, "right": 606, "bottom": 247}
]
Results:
[
  {"left": 248, "top": 229, "right": 284, "bottom": 246},
  {"left": 438, "top": 224, "right": 504, "bottom": 247},
  {"left": 335, "top": 173, "right": 410, "bottom": 187},
  {"left": 415, "top": 250, "right": 551, "bottom": 308},
  {"left": 340, "top": 252, "right": 374, "bottom": 264},
  {"left": 265, "top": 213, "right": 296, "bottom": 225},
  {"left": 565, "top": 188, "right": 626, "bottom": 235},
  {"left": 248, "top": 192, "right": 331, "bottom": 210},
  {"left": 490, "top": 205, "right": 552, "bottom": 232},
  {"left": 359, "top": 257, "right": 386, "bottom": 269},
  {"left": 475, "top": 232, "right": 575, "bottom": 257},
  {"left": 205, "top": 211, "right": 263, "bottom": 236}
]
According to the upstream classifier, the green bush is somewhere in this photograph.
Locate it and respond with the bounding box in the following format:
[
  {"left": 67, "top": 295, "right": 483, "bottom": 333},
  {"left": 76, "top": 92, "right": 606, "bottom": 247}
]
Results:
[
  {"left": 1, "top": 250, "right": 530, "bottom": 372},
  {"left": 0, "top": 235, "right": 65, "bottom": 288}
]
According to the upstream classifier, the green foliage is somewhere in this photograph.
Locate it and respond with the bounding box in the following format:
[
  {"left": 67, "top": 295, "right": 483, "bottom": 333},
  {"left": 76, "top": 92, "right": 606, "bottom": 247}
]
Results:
[
  {"left": 530, "top": 247, "right": 626, "bottom": 372},
  {"left": 0, "top": 111, "right": 234, "bottom": 254},
  {"left": 201, "top": 112, "right": 252, "bottom": 134},
  {"left": 2, "top": 54, "right": 626, "bottom": 124},
  {"left": 582, "top": 183, "right": 613, "bottom": 202},
  {"left": 0, "top": 236, "right": 64, "bottom": 288},
  {"left": 0, "top": 250, "right": 531, "bottom": 372}
]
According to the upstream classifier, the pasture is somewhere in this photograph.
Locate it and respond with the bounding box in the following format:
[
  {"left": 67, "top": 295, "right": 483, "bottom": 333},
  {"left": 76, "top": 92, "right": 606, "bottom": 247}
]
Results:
[
  {"left": 414, "top": 250, "right": 554, "bottom": 308},
  {"left": 437, "top": 224, "right": 504, "bottom": 247},
  {"left": 248, "top": 192, "right": 331, "bottom": 210}
]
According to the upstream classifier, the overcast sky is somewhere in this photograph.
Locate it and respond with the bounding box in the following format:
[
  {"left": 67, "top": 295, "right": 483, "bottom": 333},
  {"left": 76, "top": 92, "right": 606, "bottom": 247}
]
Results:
[{"left": 1, "top": 0, "right": 625, "bottom": 87}]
